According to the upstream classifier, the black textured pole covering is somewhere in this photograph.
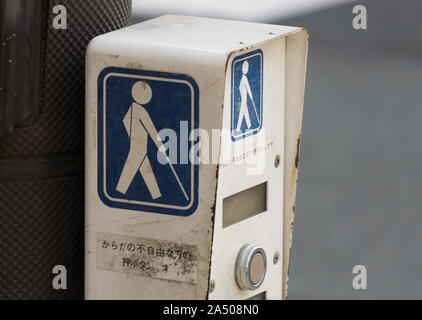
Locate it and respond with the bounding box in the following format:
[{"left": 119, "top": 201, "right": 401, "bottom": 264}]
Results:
[{"left": 0, "top": 0, "right": 132, "bottom": 299}]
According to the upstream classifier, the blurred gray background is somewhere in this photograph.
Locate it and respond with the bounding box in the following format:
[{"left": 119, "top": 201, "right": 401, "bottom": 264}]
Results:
[
  {"left": 133, "top": 0, "right": 422, "bottom": 299},
  {"left": 282, "top": 0, "right": 422, "bottom": 300}
]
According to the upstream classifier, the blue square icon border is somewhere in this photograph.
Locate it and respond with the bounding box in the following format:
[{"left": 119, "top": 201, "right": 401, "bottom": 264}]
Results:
[
  {"left": 97, "top": 67, "right": 199, "bottom": 217},
  {"left": 231, "top": 49, "right": 263, "bottom": 141}
]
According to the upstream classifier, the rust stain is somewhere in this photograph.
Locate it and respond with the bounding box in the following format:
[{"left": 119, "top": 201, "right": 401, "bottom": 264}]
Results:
[
  {"left": 224, "top": 53, "right": 231, "bottom": 73},
  {"left": 294, "top": 135, "right": 301, "bottom": 169},
  {"left": 204, "top": 78, "right": 220, "bottom": 92},
  {"left": 288, "top": 135, "right": 301, "bottom": 189},
  {"left": 206, "top": 165, "right": 220, "bottom": 298},
  {"left": 126, "top": 62, "right": 143, "bottom": 69}
]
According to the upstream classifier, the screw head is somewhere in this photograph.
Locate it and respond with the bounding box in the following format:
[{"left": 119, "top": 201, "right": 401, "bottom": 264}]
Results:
[
  {"left": 273, "top": 252, "right": 280, "bottom": 265},
  {"left": 209, "top": 280, "right": 215, "bottom": 293},
  {"left": 274, "top": 155, "right": 281, "bottom": 168}
]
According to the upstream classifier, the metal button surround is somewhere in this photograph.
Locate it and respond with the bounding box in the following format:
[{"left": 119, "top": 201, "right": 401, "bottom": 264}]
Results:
[{"left": 235, "top": 244, "right": 267, "bottom": 290}]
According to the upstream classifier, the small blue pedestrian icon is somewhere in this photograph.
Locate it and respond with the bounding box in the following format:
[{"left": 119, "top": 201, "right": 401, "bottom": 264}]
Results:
[
  {"left": 97, "top": 67, "right": 199, "bottom": 216},
  {"left": 231, "top": 49, "right": 263, "bottom": 141}
]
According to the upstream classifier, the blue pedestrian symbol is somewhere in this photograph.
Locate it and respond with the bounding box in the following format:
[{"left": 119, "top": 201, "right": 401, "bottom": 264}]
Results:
[
  {"left": 97, "top": 67, "right": 199, "bottom": 216},
  {"left": 231, "top": 49, "right": 263, "bottom": 141}
]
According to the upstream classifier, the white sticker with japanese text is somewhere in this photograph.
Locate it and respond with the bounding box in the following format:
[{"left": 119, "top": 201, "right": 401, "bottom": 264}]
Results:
[{"left": 96, "top": 233, "right": 198, "bottom": 284}]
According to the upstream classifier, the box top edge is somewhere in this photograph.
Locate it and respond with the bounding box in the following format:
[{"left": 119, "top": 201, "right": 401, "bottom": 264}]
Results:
[{"left": 95, "top": 15, "right": 302, "bottom": 54}]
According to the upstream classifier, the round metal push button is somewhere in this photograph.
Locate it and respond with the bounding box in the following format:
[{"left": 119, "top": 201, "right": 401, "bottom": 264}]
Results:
[{"left": 235, "top": 245, "right": 267, "bottom": 290}]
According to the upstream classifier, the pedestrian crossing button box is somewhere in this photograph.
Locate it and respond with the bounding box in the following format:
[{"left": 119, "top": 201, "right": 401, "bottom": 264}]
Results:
[{"left": 85, "top": 15, "right": 308, "bottom": 300}]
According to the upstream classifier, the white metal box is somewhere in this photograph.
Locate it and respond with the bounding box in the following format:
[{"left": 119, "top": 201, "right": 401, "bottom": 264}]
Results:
[{"left": 85, "top": 15, "right": 308, "bottom": 300}]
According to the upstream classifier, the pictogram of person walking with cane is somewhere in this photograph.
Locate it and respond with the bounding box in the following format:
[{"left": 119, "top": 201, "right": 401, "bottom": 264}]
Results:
[
  {"left": 116, "top": 81, "right": 189, "bottom": 201},
  {"left": 236, "top": 60, "right": 261, "bottom": 132}
]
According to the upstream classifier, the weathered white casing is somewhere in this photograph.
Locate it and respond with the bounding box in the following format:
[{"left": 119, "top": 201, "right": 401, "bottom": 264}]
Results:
[{"left": 85, "top": 15, "right": 308, "bottom": 300}]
